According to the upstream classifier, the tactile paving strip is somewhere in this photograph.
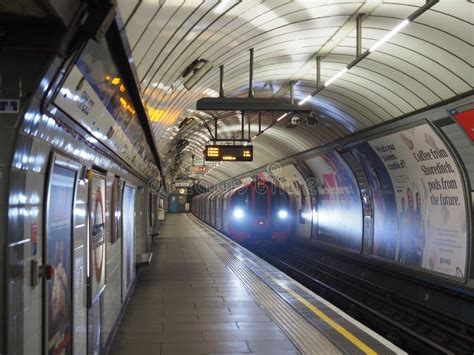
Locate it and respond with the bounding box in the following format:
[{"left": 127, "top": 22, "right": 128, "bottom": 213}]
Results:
[{"left": 191, "top": 219, "right": 341, "bottom": 354}]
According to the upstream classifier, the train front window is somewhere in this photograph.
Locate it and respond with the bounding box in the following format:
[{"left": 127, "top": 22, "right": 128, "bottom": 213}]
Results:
[
  {"left": 255, "top": 184, "right": 268, "bottom": 217},
  {"left": 234, "top": 188, "right": 249, "bottom": 208}
]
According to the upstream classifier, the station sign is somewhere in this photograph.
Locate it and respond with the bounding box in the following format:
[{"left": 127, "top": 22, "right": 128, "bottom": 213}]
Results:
[
  {"left": 452, "top": 109, "right": 474, "bottom": 141},
  {"left": 0, "top": 99, "right": 19, "bottom": 113},
  {"left": 205, "top": 145, "right": 253, "bottom": 162},
  {"left": 174, "top": 181, "right": 191, "bottom": 187}
]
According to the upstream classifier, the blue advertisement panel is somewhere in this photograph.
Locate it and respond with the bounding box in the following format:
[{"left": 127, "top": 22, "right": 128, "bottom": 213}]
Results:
[
  {"left": 367, "top": 124, "right": 468, "bottom": 277},
  {"left": 349, "top": 142, "right": 398, "bottom": 259},
  {"left": 303, "top": 151, "right": 363, "bottom": 251}
]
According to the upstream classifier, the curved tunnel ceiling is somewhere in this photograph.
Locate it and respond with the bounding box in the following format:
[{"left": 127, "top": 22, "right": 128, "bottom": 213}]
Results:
[{"left": 117, "top": 0, "right": 473, "bottom": 185}]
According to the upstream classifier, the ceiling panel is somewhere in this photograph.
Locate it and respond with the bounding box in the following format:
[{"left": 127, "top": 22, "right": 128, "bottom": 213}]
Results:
[{"left": 117, "top": 0, "right": 473, "bottom": 185}]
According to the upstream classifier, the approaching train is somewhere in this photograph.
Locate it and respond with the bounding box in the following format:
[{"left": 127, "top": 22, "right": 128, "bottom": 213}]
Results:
[{"left": 192, "top": 180, "right": 291, "bottom": 244}]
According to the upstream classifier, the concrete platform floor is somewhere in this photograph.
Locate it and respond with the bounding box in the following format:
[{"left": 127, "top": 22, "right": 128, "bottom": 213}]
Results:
[{"left": 109, "top": 214, "right": 300, "bottom": 355}]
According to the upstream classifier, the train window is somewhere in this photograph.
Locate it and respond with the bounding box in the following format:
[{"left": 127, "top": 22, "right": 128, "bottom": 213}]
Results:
[
  {"left": 273, "top": 190, "right": 288, "bottom": 210},
  {"left": 111, "top": 177, "right": 122, "bottom": 243},
  {"left": 234, "top": 187, "right": 249, "bottom": 207}
]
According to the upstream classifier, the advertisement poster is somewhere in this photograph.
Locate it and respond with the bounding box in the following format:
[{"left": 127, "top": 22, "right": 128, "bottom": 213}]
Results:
[
  {"left": 368, "top": 124, "right": 468, "bottom": 277},
  {"left": 349, "top": 142, "right": 398, "bottom": 259},
  {"left": 46, "top": 164, "right": 76, "bottom": 355},
  {"left": 304, "top": 151, "right": 363, "bottom": 251},
  {"left": 111, "top": 178, "right": 122, "bottom": 243},
  {"left": 122, "top": 185, "right": 136, "bottom": 300},
  {"left": 89, "top": 173, "right": 106, "bottom": 304}
]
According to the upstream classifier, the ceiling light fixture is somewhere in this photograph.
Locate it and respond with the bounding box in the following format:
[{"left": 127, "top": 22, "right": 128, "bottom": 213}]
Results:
[
  {"left": 298, "top": 95, "right": 312, "bottom": 105},
  {"left": 183, "top": 59, "right": 214, "bottom": 90},
  {"left": 320, "top": 18, "right": 412, "bottom": 89},
  {"left": 324, "top": 67, "right": 348, "bottom": 87},
  {"left": 369, "top": 19, "right": 409, "bottom": 53},
  {"left": 276, "top": 113, "right": 288, "bottom": 122}
]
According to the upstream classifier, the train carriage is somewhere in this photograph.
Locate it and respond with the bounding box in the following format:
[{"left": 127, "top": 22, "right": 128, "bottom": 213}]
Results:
[{"left": 193, "top": 180, "right": 291, "bottom": 244}]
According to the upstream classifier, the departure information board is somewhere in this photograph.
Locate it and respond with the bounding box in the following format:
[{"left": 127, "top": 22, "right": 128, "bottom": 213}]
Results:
[{"left": 205, "top": 145, "right": 253, "bottom": 161}]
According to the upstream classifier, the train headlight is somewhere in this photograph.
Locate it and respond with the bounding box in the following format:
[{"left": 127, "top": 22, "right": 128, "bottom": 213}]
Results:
[
  {"left": 278, "top": 209, "right": 288, "bottom": 219},
  {"left": 233, "top": 208, "right": 245, "bottom": 220}
]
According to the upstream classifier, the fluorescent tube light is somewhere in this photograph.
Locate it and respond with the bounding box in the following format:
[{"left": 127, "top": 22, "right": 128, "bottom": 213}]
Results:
[
  {"left": 324, "top": 67, "right": 348, "bottom": 87},
  {"left": 369, "top": 19, "right": 409, "bottom": 53},
  {"left": 299, "top": 95, "right": 312, "bottom": 105},
  {"left": 276, "top": 113, "right": 288, "bottom": 122}
]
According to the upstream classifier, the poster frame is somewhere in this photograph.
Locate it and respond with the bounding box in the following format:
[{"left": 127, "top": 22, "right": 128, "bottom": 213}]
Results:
[
  {"left": 293, "top": 160, "right": 320, "bottom": 240},
  {"left": 349, "top": 119, "right": 471, "bottom": 282},
  {"left": 87, "top": 169, "right": 107, "bottom": 307},
  {"left": 300, "top": 149, "right": 364, "bottom": 253},
  {"left": 43, "top": 151, "right": 81, "bottom": 355},
  {"left": 426, "top": 119, "right": 472, "bottom": 282}
]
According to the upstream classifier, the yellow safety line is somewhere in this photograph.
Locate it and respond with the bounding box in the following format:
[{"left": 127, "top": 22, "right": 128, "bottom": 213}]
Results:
[
  {"left": 191, "top": 215, "right": 377, "bottom": 354},
  {"left": 268, "top": 273, "right": 377, "bottom": 355}
]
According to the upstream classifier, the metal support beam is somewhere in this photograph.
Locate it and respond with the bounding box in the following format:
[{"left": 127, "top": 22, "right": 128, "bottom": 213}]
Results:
[
  {"left": 316, "top": 56, "right": 321, "bottom": 88},
  {"left": 248, "top": 113, "right": 251, "bottom": 140},
  {"left": 311, "top": 0, "right": 438, "bottom": 97},
  {"left": 196, "top": 97, "right": 312, "bottom": 112},
  {"left": 212, "top": 138, "right": 252, "bottom": 142},
  {"left": 249, "top": 48, "right": 254, "bottom": 98},
  {"left": 219, "top": 64, "right": 225, "bottom": 97},
  {"left": 408, "top": 0, "right": 438, "bottom": 21},
  {"left": 203, "top": 120, "right": 215, "bottom": 141},
  {"left": 214, "top": 116, "right": 218, "bottom": 141},
  {"left": 241, "top": 111, "right": 245, "bottom": 140},
  {"left": 356, "top": 14, "right": 363, "bottom": 57},
  {"left": 290, "top": 81, "right": 295, "bottom": 104},
  {"left": 258, "top": 112, "right": 262, "bottom": 133}
]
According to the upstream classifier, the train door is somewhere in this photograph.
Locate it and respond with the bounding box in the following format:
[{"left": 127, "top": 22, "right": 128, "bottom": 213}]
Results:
[
  {"left": 209, "top": 193, "right": 215, "bottom": 225},
  {"left": 122, "top": 184, "right": 136, "bottom": 302},
  {"left": 213, "top": 192, "right": 218, "bottom": 226},
  {"left": 206, "top": 193, "right": 212, "bottom": 223},
  {"left": 222, "top": 190, "right": 233, "bottom": 232},
  {"left": 43, "top": 153, "right": 81, "bottom": 355},
  {"left": 216, "top": 191, "right": 223, "bottom": 230}
]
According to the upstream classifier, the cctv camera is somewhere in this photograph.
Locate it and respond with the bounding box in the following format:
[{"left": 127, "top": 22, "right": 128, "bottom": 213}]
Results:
[
  {"left": 290, "top": 116, "right": 300, "bottom": 125},
  {"left": 184, "top": 60, "right": 214, "bottom": 90}
]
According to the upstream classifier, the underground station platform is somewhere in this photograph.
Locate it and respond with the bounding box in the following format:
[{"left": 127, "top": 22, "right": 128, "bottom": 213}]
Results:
[{"left": 110, "top": 214, "right": 404, "bottom": 355}]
